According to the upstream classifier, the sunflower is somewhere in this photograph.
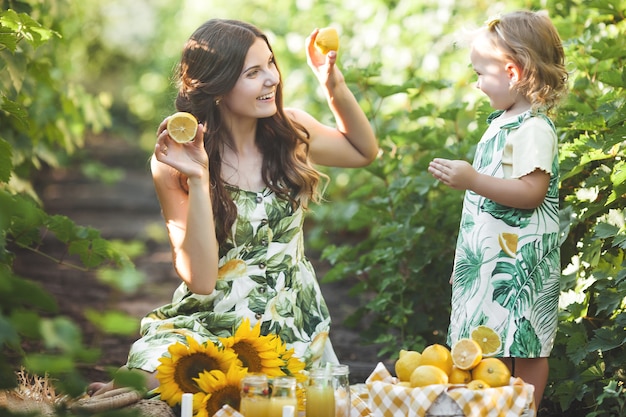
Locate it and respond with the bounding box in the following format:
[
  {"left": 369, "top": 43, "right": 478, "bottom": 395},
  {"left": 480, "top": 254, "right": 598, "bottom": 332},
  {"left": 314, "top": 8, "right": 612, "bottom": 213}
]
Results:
[
  {"left": 219, "top": 318, "right": 286, "bottom": 377},
  {"left": 194, "top": 364, "right": 248, "bottom": 417},
  {"left": 273, "top": 336, "right": 306, "bottom": 381},
  {"left": 154, "top": 335, "right": 238, "bottom": 407}
]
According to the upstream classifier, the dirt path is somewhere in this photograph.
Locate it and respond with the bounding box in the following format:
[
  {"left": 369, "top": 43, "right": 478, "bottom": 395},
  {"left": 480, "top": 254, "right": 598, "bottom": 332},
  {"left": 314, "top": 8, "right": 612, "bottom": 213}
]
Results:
[{"left": 12, "top": 134, "right": 388, "bottom": 386}]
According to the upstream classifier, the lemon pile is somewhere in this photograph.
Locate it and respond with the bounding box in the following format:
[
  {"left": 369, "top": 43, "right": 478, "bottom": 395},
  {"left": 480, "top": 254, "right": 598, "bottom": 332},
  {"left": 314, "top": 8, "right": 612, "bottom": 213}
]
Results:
[{"left": 394, "top": 327, "right": 510, "bottom": 389}]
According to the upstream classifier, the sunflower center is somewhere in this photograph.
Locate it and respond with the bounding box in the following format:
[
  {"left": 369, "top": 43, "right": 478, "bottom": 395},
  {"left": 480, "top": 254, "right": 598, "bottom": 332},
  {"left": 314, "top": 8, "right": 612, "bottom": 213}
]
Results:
[
  {"left": 205, "top": 385, "right": 241, "bottom": 416},
  {"left": 175, "top": 353, "right": 222, "bottom": 393},
  {"left": 232, "top": 341, "right": 263, "bottom": 373}
]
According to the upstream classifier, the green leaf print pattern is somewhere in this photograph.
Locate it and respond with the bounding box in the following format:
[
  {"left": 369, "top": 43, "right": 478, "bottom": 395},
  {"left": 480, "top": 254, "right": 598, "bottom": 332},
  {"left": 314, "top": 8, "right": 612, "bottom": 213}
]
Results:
[
  {"left": 511, "top": 318, "right": 542, "bottom": 357},
  {"left": 126, "top": 188, "right": 332, "bottom": 371},
  {"left": 448, "top": 111, "right": 561, "bottom": 358},
  {"left": 481, "top": 200, "right": 533, "bottom": 228},
  {"left": 491, "top": 233, "right": 560, "bottom": 356}
]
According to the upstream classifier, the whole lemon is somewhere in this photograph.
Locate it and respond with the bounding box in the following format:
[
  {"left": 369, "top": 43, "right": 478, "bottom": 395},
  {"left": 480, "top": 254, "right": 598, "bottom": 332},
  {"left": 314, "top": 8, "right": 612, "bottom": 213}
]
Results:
[
  {"left": 471, "top": 358, "right": 511, "bottom": 387},
  {"left": 394, "top": 349, "right": 422, "bottom": 382},
  {"left": 420, "top": 344, "right": 453, "bottom": 376},
  {"left": 410, "top": 365, "right": 449, "bottom": 388},
  {"left": 315, "top": 27, "right": 339, "bottom": 54},
  {"left": 449, "top": 366, "right": 472, "bottom": 385},
  {"left": 466, "top": 379, "right": 490, "bottom": 390}
]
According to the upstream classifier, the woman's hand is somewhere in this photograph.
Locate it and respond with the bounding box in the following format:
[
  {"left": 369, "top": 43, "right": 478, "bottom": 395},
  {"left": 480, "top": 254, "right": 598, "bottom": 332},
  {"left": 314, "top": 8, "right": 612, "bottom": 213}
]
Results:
[
  {"left": 153, "top": 116, "right": 208, "bottom": 179},
  {"left": 305, "top": 29, "right": 344, "bottom": 90}
]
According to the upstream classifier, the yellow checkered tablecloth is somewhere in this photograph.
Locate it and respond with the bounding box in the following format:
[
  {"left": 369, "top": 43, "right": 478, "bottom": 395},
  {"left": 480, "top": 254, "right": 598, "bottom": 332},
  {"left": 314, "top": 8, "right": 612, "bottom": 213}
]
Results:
[
  {"left": 364, "top": 362, "right": 535, "bottom": 417},
  {"left": 208, "top": 362, "right": 534, "bottom": 417}
]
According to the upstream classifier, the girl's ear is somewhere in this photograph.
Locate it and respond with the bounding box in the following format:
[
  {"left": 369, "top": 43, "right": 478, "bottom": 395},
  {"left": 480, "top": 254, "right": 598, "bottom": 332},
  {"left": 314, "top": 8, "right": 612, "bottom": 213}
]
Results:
[{"left": 505, "top": 62, "right": 522, "bottom": 83}]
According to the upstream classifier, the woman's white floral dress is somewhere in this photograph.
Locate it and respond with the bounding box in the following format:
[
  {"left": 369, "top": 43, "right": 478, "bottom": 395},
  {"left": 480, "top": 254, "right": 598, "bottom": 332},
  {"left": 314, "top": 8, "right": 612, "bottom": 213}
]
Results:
[
  {"left": 447, "top": 110, "right": 561, "bottom": 358},
  {"left": 127, "top": 187, "right": 336, "bottom": 371}
]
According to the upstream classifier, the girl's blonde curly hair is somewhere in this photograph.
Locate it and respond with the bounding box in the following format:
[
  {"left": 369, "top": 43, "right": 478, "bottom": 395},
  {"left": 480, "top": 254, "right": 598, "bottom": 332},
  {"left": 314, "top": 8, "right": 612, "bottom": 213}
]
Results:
[{"left": 483, "top": 10, "right": 569, "bottom": 113}]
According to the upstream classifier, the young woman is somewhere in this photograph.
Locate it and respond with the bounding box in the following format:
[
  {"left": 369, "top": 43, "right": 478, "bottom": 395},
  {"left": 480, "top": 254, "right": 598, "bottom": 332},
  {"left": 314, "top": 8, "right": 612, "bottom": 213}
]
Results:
[
  {"left": 428, "top": 10, "right": 568, "bottom": 408},
  {"left": 88, "top": 18, "right": 377, "bottom": 397}
]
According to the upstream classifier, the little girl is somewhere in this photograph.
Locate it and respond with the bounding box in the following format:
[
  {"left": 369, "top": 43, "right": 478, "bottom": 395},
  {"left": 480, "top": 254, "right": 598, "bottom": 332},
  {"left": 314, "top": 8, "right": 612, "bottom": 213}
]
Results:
[{"left": 428, "top": 10, "right": 568, "bottom": 408}]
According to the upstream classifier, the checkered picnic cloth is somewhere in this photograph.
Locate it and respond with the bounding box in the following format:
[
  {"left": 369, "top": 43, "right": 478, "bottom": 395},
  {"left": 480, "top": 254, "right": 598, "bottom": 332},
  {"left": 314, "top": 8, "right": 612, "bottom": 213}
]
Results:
[
  {"left": 213, "top": 404, "right": 241, "bottom": 417},
  {"left": 351, "top": 390, "right": 371, "bottom": 417},
  {"left": 366, "top": 362, "right": 447, "bottom": 417},
  {"left": 364, "top": 362, "right": 535, "bottom": 417},
  {"left": 446, "top": 377, "right": 535, "bottom": 417}
]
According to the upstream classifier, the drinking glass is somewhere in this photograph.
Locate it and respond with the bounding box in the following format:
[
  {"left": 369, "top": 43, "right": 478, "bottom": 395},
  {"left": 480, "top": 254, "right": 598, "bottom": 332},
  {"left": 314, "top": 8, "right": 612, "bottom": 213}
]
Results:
[
  {"left": 306, "top": 368, "right": 335, "bottom": 417},
  {"left": 240, "top": 373, "right": 270, "bottom": 417},
  {"left": 268, "top": 376, "right": 297, "bottom": 417}
]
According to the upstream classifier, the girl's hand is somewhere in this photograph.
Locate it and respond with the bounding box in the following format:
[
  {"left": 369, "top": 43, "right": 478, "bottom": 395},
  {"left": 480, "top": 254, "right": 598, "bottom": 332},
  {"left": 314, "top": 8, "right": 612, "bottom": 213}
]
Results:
[
  {"left": 428, "top": 158, "right": 477, "bottom": 191},
  {"left": 305, "top": 29, "right": 344, "bottom": 89},
  {"left": 153, "top": 116, "right": 208, "bottom": 178}
]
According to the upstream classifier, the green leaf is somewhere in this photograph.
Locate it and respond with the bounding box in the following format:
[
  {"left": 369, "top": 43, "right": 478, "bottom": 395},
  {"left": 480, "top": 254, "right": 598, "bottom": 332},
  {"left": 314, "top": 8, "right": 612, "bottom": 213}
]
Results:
[
  {"left": 0, "top": 313, "right": 21, "bottom": 348},
  {"left": 0, "top": 30, "right": 18, "bottom": 52},
  {"left": 40, "top": 317, "right": 83, "bottom": 353},
  {"left": 97, "top": 266, "right": 144, "bottom": 294},
  {"left": 10, "top": 309, "right": 41, "bottom": 339},
  {"left": 1, "top": 94, "right": 28, "bottom": 128},
  {"left": 588, "top": 327, "right": 626, "bottom": 352},
  {"left": 0, "top": 138, "right": 12, "bottom": 183},
  {"left": 85, "top": 309, "right": 139, "bottom": 336},
  {"left": 24, "top": 353, "right": 75, "bottom": 374},
  {"left": 595, "top": 222, "right": 619, "bottom": 239}
]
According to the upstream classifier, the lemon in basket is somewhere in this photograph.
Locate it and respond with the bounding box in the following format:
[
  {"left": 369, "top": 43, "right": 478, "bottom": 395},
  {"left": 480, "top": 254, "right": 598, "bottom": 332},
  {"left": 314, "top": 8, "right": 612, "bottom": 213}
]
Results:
[
  {"left": 466, "top": 379, "right": 490, "bottom": 390},
  {"left": 449, "top": 366, "right": 472, "bottom": 384},
  {"left": 410, "top": 365, "right": 449, "bottom": 388},
  {"left": 419, "top": 344, "right": 453, "bottom": 376},
  {"left": 395, "top": 349, "right": 422, "bottom": 382},
  {"left": 471, "top": 358, "right": 511, "bottom": 388}
]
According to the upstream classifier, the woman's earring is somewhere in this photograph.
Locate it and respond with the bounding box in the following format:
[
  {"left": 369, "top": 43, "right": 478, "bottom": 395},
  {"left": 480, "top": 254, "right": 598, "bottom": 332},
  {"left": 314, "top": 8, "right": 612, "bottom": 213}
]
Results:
[{"left": 215, "top": 98, "right": 221, "bottom": 106}]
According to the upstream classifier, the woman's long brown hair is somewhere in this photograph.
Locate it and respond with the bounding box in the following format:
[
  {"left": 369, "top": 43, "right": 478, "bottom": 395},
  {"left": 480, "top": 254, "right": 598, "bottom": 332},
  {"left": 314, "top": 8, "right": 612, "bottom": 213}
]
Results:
[{"left": 173, "top": 19, "right": 323, "bottom": 245}]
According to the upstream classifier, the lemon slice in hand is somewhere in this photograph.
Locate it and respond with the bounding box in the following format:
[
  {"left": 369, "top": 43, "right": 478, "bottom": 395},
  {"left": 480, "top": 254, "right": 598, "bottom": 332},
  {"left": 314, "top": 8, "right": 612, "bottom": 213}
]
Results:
[
  {"left": 315, "top": 27, "right": 339, "bottom": 54},
  {"left": 167, "top": 112, "right": 198, "bottom": 143}
]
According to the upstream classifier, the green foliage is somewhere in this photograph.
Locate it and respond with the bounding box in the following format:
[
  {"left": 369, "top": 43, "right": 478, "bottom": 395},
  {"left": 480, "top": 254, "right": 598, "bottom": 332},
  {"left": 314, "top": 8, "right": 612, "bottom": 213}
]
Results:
[
  {"left": 0, "top": 0, "right": 140, "bottom": 396},
  {"left": 0, "top": 0, "right": 624, "bottom": 415}
]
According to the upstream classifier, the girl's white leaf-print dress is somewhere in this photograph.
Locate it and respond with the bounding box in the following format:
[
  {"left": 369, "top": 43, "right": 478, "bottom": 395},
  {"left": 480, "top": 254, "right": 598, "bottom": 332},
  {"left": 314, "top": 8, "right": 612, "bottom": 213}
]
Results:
[
  {"left": 447, "top": 110, "right": 561, "bottom": 358},
  {"left": 126, "top": 187, "right": 337, "bottom": 371}
]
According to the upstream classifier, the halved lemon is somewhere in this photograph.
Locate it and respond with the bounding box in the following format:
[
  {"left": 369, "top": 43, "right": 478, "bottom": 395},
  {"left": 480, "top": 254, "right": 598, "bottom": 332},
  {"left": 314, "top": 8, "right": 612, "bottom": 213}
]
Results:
[
  {"left": 470, "top": 326, "right": 501, "bottom": 357},
  {"left": 498, "top": 232, "right": 518, "bottom": 257},
  {"left": 315, "top": 27, "right": 339, "bottom": 55},
  {"left": 167, "top": 112, "right": 198, "bottom": 143},
  {"left": 451, "top": 338, "right": 482, "bottom": 370}
]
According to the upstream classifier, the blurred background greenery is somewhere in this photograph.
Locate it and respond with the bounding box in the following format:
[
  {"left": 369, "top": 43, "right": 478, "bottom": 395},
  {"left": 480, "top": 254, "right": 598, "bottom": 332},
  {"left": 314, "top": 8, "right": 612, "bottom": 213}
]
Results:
[{"left": 1, "top": 0, "right": 624, "bottom": 415}]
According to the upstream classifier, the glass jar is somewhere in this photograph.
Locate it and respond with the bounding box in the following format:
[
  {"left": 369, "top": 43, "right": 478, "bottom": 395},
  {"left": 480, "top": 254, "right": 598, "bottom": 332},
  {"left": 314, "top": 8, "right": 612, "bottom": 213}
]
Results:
[
  {"left": 332, "top": 364, "right": 351, "bottom": 417},
  {"left": 240, "top": 373, "right": 270, "bottom": 417},
  {"left": 268, "top": 376, "right": 298, "bottom": 417},
  {"left": 306, "top": 368, "right": 335, "bottom": 417}
]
